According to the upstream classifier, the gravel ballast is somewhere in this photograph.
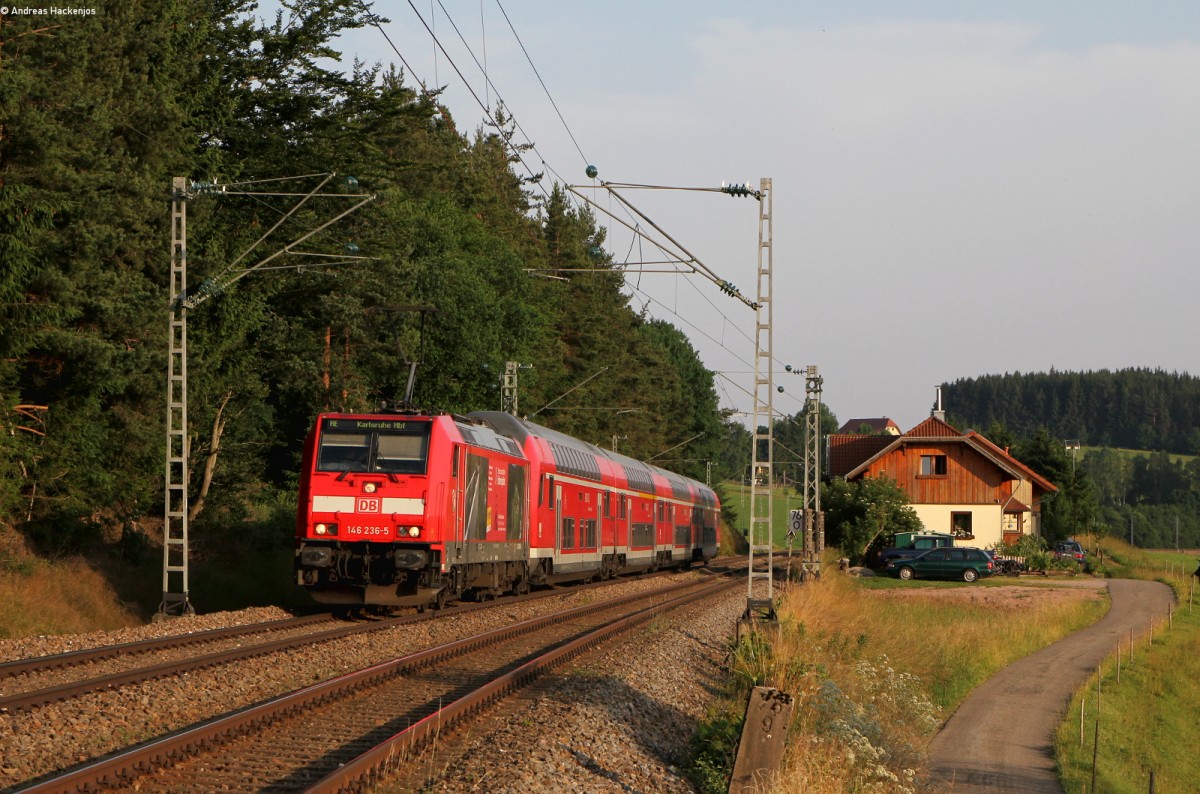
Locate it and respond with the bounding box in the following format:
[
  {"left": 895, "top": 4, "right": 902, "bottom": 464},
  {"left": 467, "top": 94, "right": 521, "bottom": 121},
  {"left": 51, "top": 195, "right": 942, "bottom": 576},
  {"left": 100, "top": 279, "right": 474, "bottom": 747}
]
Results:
[{"left": 0, "top": 573, "right": 748, "bottom": 790}]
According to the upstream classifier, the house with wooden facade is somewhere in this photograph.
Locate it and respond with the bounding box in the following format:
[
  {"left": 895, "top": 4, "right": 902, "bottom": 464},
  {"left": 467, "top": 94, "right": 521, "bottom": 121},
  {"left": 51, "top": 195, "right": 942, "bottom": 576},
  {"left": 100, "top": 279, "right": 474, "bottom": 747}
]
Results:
[{"left": 828, "top": 416, "right": 1057, "bottom": 549}]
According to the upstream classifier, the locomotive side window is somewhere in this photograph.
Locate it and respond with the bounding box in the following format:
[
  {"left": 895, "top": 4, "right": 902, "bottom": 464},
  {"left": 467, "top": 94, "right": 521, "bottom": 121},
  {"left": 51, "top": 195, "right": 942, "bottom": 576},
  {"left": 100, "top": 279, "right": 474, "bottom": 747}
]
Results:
[
  {"left": 507, "top": 463, "right": 526, "bottom": 542},
  {"left": 463, "top": 454, "right": 489, "bottom": 541}
]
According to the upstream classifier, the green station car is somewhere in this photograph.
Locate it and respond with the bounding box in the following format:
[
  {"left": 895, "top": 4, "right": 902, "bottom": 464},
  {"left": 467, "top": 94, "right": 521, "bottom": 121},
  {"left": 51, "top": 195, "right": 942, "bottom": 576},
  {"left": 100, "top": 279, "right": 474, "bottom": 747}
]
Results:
[{"left": 884, "top": 547, "right": 995, "bottom": 582}]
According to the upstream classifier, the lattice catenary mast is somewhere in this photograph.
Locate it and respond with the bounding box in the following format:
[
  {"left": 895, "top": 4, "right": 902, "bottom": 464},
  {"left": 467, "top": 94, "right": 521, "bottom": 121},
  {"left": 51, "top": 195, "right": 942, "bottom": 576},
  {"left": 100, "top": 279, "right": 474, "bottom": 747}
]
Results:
[
  {"left": 745, "top": 178, "right": 776, "bottom": 621},
  {"left": 801, "top": 366, "right": 825, "bottom": 580},
  {"left": 162, "top": 175, "right": 374, "bottom": 618}
]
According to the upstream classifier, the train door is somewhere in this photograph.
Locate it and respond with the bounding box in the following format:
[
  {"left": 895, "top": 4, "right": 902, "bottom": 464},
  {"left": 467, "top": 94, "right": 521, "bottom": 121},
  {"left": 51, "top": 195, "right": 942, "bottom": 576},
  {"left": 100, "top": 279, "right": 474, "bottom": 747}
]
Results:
[
  {"left": 655, "top": 500, "right": 667, "bottom": 557},
  {"left": 677, "top": 503, "right": 688, "bottom": 549},
  {"left": 602, "top": 490, "right": 617, "bottom": 559},
  {"left": 554, "top": 483, "right": 564, "bottom": 557},
  {"left": 620, "top": 494, "right": 630, "bottom": 552}
]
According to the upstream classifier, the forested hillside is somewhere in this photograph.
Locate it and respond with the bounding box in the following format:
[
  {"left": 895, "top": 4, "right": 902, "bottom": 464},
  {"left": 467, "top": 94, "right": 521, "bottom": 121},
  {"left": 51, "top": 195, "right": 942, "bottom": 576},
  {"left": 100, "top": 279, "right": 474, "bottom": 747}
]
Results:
[
  {"left": 943, "top": 370, "right": 1200, "bottom": 548},
  {"left": 943, "top": 368, "right": 1200, "bottom": 455},
  {"left": 0, "top": 2, "right": 729, "bottom": 557}
]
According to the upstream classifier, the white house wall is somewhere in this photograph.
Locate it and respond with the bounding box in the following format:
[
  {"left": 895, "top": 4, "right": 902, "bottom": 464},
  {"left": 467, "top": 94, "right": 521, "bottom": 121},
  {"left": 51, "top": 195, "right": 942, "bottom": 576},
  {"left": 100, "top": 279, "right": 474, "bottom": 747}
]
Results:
[{"left": 911, "top": 503, "right": 1005, "bottom": 549}]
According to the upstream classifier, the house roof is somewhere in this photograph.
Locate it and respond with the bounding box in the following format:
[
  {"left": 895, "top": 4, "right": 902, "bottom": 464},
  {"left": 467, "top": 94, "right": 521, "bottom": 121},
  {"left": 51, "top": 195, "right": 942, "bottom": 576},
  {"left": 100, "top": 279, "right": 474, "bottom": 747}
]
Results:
[
  {"left": 836, "top": 417, "right": 901, "bottom": 435},
  {"left": 1004, "top": 497, "right": 1030, "bottom": 513},
  {"left": 963, "top": 430, "right": 1058, "bottom": 493},
  {"left": 904, "top": 416, "right": 962, "bottom": 437},
  {"left": 832, "top": 415, "right": 1059, "bottom": 493},
  {"left": 828, "top": 434, "right": 894, "bottom": 477}
]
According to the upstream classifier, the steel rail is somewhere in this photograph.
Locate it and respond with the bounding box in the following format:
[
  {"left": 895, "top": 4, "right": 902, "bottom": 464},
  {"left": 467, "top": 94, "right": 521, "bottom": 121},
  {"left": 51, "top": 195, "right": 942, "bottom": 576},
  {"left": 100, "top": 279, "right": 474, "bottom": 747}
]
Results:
[
  {"left": 309, "top": 577, "right": 739, "bottom": 793},
  {"left": 0, "top": 567, "right": 724, "bottom": 715},
  {"left": 0, "top": 614, "right": 332, "bottom": 679},
  {"left": 13, "top": 576, "right": 729, "bottom": 793}
]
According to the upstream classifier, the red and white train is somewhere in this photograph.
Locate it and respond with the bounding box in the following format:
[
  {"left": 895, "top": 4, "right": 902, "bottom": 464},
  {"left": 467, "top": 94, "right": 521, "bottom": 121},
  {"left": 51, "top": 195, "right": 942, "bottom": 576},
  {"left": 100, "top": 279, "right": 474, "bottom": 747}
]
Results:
[{"left": 295, "top": 410, "right": 720, "bottom": 609}]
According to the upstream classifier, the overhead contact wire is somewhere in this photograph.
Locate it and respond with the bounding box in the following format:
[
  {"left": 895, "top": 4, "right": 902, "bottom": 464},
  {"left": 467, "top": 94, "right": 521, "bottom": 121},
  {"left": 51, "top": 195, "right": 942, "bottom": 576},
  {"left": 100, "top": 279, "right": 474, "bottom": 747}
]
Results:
[
  {"left": 494, "top": 0, "right": 590, "bottom": 168},
  {"left": 404, "top": 0, "right": 552, "bottom": 199}
]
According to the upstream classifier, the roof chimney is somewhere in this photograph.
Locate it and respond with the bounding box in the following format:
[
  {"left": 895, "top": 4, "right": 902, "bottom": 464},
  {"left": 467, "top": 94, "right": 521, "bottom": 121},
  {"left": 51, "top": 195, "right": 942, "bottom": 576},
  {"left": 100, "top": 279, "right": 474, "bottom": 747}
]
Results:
[{"left": 932, "top": 385, "right": 946, "bottom": 422}]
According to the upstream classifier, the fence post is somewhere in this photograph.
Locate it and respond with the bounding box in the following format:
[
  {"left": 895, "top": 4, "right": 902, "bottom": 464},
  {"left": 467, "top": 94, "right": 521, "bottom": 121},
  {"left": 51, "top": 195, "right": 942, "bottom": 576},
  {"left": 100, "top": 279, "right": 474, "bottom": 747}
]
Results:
[{"left": 1088, "top": 665, "right": 1102, "bottom": 792}]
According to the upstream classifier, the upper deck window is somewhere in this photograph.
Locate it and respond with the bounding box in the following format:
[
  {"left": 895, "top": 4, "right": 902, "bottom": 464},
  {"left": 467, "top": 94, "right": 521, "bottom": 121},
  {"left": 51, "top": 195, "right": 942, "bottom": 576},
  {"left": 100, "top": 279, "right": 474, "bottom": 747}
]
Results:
[{"left": 316, "top": 418, "right": 431, "bottom": 475}]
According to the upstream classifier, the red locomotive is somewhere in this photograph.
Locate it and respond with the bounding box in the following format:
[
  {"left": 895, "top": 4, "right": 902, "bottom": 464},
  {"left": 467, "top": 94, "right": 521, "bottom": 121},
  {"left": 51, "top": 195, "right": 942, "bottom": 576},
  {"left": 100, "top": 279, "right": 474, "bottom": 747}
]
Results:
[{"left": 295, "top": 410, "right": 720, "bottom": 609}]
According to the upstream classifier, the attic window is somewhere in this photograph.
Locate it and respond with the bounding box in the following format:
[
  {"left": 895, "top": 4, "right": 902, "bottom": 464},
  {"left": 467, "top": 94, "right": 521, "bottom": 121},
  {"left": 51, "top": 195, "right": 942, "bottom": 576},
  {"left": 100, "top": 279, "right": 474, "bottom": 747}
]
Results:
[{"left": 920, "top": 455, "right": 947, "bottom": 476}]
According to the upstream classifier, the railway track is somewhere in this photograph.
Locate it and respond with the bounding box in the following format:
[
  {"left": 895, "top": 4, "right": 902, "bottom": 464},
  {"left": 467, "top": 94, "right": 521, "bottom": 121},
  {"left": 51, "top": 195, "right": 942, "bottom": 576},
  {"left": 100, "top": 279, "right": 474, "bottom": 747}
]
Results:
[
  {"left": 15, "top": 574, "right": 738, "bottom": 793},
  {"left": 0, "top": 613, "right": 337, "bottom": 712},
  {"left": 0, "top": 564, "right": 738, "bottom": 716}
]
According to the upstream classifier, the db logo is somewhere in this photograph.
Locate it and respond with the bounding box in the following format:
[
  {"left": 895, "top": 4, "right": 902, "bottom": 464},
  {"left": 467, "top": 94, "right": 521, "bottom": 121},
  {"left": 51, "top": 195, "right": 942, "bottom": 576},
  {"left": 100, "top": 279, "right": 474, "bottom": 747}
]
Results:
[{"left": 357, "top": 497, "right": 381, "bottom": 513}]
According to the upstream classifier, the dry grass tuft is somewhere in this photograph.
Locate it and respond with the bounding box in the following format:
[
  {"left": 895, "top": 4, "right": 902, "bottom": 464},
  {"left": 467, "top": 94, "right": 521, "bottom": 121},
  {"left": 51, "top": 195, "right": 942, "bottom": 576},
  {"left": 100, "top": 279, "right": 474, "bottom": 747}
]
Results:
[
  {"left": 688, "top": 565, "right": 1108, "bottom": 793},
  {"left": 0, "top": 555, "right": 140, "bottom": 638}
]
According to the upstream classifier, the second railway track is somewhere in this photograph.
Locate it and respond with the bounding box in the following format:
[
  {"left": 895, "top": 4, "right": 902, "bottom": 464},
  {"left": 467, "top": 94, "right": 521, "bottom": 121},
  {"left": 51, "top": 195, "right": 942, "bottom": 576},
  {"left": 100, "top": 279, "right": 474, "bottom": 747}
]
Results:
[
  {"left": 1, "top": 566, "right": 743, "bottom": 791},
  {"left": 15, "top": 575, "right": 738, "bottom": 793},
  {"left": 0, "top": 564, "right": 741, "bottom": 715}
]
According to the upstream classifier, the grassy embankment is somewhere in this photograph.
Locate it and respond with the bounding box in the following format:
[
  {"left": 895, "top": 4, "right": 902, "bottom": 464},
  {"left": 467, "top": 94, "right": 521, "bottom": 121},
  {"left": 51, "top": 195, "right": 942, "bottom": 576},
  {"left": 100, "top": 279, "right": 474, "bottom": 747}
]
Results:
[
  {"left": 720, "top": 481, "right": 807, "bottom": 549},
  {"left": 0, "top": 523, "right": 302, "bottom": 638},
  {"left": 1054, "top": 539, "right": 1200, "bottom": 794},
  {"left": 687, "top": 558, "right": 1109, "bottom": 793}
]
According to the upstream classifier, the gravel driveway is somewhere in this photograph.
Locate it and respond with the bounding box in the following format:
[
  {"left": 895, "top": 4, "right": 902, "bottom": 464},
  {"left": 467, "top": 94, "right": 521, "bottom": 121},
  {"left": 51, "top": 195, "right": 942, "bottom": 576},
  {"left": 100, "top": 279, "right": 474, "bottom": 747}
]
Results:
[{"left": 926, "top": 578, "right": 1175, "bottom": 793}]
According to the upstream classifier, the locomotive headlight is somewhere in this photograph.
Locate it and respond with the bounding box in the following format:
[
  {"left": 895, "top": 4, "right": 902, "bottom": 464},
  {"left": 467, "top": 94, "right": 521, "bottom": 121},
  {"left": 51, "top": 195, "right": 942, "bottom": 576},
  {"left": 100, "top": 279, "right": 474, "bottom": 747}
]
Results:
[
  {"left": 363, "top": 482, "right": 378, "bottom": 494},
  {"left": 314, "top": 523, "right": 337, "bottom": 536},
  {"left": 407, "top": 526, "right": 421, "bottom": 537}
]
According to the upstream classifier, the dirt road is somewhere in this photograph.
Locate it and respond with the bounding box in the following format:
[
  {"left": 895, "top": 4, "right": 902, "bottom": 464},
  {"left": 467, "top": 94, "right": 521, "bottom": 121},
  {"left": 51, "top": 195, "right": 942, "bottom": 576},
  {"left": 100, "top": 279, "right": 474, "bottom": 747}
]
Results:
[{"left": 926, "top": 578, "right": 1175, "bottom": 792}]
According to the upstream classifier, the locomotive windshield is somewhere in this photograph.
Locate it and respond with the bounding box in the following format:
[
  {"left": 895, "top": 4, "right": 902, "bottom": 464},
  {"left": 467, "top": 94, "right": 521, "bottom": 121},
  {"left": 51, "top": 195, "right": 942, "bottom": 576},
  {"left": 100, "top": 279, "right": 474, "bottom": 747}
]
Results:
[{"left": 316, "top": 418, "right": 431, "bottom": 475}]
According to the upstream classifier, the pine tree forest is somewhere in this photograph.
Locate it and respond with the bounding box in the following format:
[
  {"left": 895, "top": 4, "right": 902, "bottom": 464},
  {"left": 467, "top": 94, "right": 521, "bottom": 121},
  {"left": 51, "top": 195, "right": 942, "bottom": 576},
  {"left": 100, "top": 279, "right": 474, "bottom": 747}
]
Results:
[{"left": 0, "top": 2, "right": 744, "bottom": 562}]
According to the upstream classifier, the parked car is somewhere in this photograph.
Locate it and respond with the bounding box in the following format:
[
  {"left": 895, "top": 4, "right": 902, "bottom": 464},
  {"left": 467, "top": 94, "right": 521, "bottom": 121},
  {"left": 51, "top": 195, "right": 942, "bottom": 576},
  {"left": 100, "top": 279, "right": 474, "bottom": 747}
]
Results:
[
  {"left": 877, "top": 531, "right": 956, "bottom": 566},
  {"left": 1054, "top": 540, "right": 1085, "bottom": 562},
  {"left": 885, "top": 547, "right": 995, "bottom": 583}
]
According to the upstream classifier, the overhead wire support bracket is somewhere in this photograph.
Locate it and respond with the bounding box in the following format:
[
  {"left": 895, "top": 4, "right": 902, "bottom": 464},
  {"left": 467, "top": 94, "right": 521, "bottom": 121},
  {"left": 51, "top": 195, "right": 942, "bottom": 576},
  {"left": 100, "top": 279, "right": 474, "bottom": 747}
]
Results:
[
  {"left": 161, "top": 172, "right": 376, "bottom": 619},
  {"left": 563, "top": 182, "right": 760, "bottom": 310},
  {"left": 179, "top": 173, "right": 377, "bottom": 311}
]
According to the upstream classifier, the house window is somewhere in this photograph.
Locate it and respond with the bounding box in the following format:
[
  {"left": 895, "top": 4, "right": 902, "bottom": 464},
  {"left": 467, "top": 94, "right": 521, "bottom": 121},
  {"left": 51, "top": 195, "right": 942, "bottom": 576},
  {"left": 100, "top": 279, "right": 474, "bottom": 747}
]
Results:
[
  {"left": 951, "top": 512, "right": 973, "bottom": 539},
  {"left": 920, "top": 455, "right": 947, "bottom": 476}
]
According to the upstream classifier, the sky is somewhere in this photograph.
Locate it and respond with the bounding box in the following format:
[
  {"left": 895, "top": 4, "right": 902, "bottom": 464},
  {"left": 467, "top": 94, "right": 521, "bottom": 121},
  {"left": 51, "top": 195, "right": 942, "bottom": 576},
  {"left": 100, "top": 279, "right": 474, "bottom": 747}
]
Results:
[{"left": 306, "top": 1, "right": 1200, "bottom": 431}]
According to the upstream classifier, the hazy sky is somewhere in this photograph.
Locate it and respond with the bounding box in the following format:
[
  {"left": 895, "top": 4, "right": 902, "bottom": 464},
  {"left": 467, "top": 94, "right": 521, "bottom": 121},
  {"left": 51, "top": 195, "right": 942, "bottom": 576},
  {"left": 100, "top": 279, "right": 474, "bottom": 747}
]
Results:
[{"left": 315, "top": 1, "right": 1200, "bottom": 431}]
